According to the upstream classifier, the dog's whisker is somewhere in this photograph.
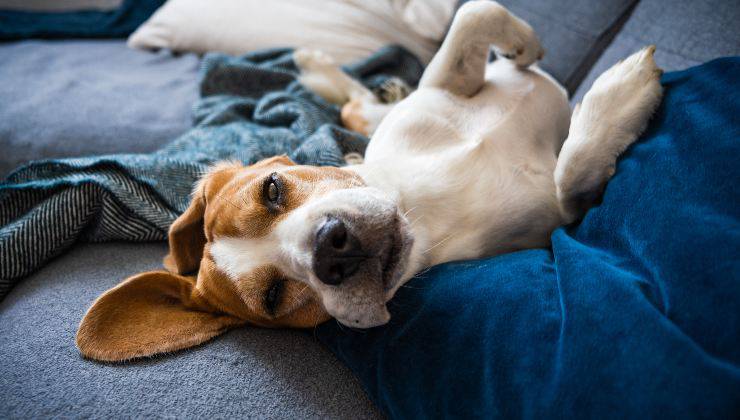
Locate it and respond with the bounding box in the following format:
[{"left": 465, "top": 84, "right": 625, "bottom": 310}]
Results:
[
  {"left": 214, "top": 192, "right": 244, "bottom": 210},
  {"left": 312, "top": 310, "right": 321, "bottom": 340},
  {"left": 289, "top": 284, "right": 310, "bottom": 307},
  {"left": 414, "top": 266, "right": 434, "bottom": 278},
  {"left": 422, "top": 233, "right": 455, "bottom": 255},
  {"left": 409, "top": 215, "right": 424, "bottom": 229},
  {"left": 402, "top": 205, "right": 418, "bottom": 218}
]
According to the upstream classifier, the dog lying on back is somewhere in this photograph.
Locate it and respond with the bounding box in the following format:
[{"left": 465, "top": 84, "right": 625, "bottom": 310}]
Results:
[{"left": 77, "top": 1, "right": 663, "bottom": 361}]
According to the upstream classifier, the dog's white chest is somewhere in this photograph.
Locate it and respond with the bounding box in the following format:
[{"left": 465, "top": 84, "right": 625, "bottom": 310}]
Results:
[{"left": 354, "top": 61, "right": 570, "bottom": 268}]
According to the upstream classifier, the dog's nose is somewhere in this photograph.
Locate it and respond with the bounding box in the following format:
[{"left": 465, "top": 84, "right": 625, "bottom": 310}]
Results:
[{"left": 313, "top": 216, "right": 366, "bottom": 285}]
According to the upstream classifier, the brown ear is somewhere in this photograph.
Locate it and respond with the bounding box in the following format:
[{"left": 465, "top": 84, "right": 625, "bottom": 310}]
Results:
[
  {"left": 251, "top": 154, "right": 296, "bottom": 169},
  {"left": 164, "top": 161, "right": 243, "bottom": 274},
  {"left": 76, "top": 271, "right": 243, "bottom": 362},
  {"left": 164, "top": 193, "right": 206, "bottom": 274}
]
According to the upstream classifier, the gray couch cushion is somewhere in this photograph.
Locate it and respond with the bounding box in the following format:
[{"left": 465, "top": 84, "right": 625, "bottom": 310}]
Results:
[
  {"left": 573, "top": 0, "right": 740, "bottom": 102},
  {"left": 0, "top": 242, "right": 380, "bottom": 418},
  {"left": 0, "top": 40, "right": 199, "bottom": 177},
  {"left": 497, "top": 0, "right": 639, "bottom": 94}
]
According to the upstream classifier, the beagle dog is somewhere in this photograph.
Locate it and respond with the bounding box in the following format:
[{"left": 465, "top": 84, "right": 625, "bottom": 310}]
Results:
[{"left": 77, "top": 1, "right": 663, "bottom": 361}]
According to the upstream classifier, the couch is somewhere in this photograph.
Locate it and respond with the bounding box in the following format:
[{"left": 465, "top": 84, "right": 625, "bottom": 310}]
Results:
[{"left": 1, "top": 0, "right": 738, "bottom": 417}]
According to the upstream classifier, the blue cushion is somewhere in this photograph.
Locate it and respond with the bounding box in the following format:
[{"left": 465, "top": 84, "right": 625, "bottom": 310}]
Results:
[
  {"left": 317, "top": 58, "right": 740, "bottom": 418},
  {"left": 0, "top": 0, "right": 163, "bottom": 40}
]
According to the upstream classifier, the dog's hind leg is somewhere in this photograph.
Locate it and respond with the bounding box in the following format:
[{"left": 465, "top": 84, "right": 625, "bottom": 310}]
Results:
[
  {"left": 294, "top": 49, "right": 375, "bottom": 105},
  {"left": 419, "top": 0, "right": 543, "bottom": 97},
  {"left": 555, "top": 46, "right": 663, "bottom": 223},
  {"left": 294, "top": 49, "right": 398, "bottom": 136}
]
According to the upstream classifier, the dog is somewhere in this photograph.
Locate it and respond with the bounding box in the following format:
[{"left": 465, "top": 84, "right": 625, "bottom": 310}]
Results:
[{"left": 77, "top": 1, "right": 663, "bottom": 361}]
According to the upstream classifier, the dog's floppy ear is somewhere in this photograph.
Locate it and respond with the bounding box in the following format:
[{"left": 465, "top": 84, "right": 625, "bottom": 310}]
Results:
[
  {"left": 76, "top": 271, "right": 243, "bottom": 362},
  {"left": 164, "top": 192, "right": 206, "bottom": 274},
  {"left": 164, "top": 162, "right": 243, "bottom": 274}
]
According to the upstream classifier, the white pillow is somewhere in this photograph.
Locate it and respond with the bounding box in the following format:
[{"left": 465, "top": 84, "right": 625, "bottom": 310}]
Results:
[
  {"left": 128, "top": 0, "right": 457, "bottom": 65},
  {"left": 395, "top": 0, "right": 458, "bottom": 42}
]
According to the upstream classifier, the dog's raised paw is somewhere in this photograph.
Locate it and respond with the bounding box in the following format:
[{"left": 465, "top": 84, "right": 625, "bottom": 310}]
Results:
[
  {"left": 583, "top": 46, "right": 663, "bottom": 132},
  {"left": 498, "top": 12, "right": 543, "bottom": 68},
  {"left": 455, "top": 0, "right": 543, "bottom": 69},
  {"left": 554, "top": 46, "right": 664, "bottom": 223}
]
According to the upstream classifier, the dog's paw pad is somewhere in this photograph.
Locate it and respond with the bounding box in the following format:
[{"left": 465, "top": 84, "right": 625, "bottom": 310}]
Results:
[
  {"left": 344, "top": 152, "right": 364, "bottom": 165},
  {"left": 373, "top": 77, "right": 412, "bottom": 104}
]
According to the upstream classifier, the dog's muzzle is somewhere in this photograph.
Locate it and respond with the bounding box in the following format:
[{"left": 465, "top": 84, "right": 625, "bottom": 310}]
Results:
[{"left": 313, "top": 216, "right": 367, "bottom": 285}]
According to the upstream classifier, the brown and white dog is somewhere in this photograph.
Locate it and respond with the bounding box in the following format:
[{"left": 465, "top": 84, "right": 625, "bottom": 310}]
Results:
[{"left": 77, "top": 1, "right": 663, "bottom": 361}]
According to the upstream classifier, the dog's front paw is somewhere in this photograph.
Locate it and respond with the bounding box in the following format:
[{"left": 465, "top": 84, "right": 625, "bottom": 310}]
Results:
[
  {"left": 293, "top": 49, "right": 335, "bottom": 71},
  {"left": 498, "top": 12, "right": 544, "bottom": 68},
  {"left": 457, "top": 1, "right": 544, "bottom": 68}
]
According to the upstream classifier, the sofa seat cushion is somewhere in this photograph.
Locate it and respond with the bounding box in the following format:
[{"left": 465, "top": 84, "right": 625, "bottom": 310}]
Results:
[
  {"left": 496, "top": 0, "right": 639, "bottom": 94},
  {"left": 573, "top": 0, "right": 740, "bottom": 101},
  {"left": 0, "top": 40, "right": 199, "bottom": 177},
  {"left": 0, "top": 242, "right": 380, "bottom": 418}
]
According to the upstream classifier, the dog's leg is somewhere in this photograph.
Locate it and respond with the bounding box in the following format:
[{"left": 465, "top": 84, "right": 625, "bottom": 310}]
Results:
[
  {"left": 419, "top": 0, "right": 543, "bottom": 97},
  {"left": 555, "top": 46, "right": 663, "bottom": 222},
  {"left": 294, "top": 49, "right": 396, "bottom": 136},
  {"left": 294, "top": 49, "right": 375, "bottom": 105}
]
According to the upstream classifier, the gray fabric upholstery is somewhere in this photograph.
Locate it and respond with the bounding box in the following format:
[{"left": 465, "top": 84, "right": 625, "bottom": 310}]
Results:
[
  {"left": 497, "top": 0, "right": 638, "bottom": 94},
  {"left": 0, "top": 242, "right": 380, "bottom": 419},
  {"left": 3, "top": 2, "right": 740, "bottom": 417},
  {"left": 0, "top": 40, "right": 199, "bottom": 177},
  {"left": 572, "top": 0, "right": 740, "bottom": 102}
]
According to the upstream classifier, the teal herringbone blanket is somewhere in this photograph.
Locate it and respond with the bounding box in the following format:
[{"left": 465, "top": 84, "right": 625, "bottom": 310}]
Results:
[{"left": 0, "top": 46, "right": 423, "bottom": 298}]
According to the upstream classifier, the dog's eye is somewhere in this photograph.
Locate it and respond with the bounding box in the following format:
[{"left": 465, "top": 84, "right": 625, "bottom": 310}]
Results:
[
  {"left": 262, "top": 172, "right": 283, "bottom": 209},
  {"left": 267, "top": 182, "right": 279, "bottom": 202},
  {"left": 264, "top": 280, "right": 284, "bottom": 315}
]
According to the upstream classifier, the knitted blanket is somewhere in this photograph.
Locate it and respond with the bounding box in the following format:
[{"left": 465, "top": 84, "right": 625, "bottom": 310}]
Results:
[{"left": 0, "top": 46, "right": 423, "bottom": 298}]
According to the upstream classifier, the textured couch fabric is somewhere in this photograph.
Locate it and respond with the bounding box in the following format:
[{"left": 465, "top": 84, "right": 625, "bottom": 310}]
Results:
[
  {"left": 0, "top": 39, "right": 199, "bottom": 177},
  {"left": 497, "top": 0, "right": 639, "bottom": 94},
  {"left": 0, "top": 243, "right": 380, "bottom": 419},
  {"left": 2, "top": 0, "right": 740, "bottom": 418},
  {"left": 572, "top": 0, "right": 740, "bottom": 101}
]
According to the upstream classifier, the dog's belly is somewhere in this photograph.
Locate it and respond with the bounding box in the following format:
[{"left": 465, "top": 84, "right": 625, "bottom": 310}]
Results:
[
  {"left": 360, "top": 61, "right": 570, "bottom": 267},
  {"left": 365, "top": 60, "right": 569, "bottom": 162}
]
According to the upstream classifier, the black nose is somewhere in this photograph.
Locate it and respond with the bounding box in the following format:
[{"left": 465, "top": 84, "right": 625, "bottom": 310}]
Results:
[{"left": 313, "top": 216, "right": 366, "bottom": 285}]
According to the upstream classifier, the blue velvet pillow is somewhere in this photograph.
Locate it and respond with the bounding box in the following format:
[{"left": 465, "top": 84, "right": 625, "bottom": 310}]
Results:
[
  {"left": 0, "top": 0, "right": 163, "bottom": 40},
  {"left": 317, "top": 58, "right": 740, "bottom": 418}
]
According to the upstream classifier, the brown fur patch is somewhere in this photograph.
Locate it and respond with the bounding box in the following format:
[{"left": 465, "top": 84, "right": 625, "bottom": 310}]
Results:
[
  {"left": 341, "top": 99, "right": 370, "bottom": 136},
  {"left": 77, "top": 156, "right": 357, "bottom": 361}
]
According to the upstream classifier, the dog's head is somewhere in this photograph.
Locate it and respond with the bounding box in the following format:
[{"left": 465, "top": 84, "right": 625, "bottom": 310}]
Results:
[{"left": 77, "top": 156, "right": 413, "bottom": 361}]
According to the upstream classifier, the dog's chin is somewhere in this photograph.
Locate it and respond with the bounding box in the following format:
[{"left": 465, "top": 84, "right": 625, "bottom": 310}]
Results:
[
  {"left": 327, "top": 215, "right": 414, "bottom": 329},
  {"left": 335, "top": 307, "right": 391, "bottom": 329}
]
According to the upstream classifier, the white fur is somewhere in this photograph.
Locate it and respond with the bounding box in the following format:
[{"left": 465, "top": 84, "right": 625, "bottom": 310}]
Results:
[
  {"left": 211, "top": 182, "right": 400, "bottom": 323},
  {"left": 234, "top": 1, "right": 664, "bottom": 327}
]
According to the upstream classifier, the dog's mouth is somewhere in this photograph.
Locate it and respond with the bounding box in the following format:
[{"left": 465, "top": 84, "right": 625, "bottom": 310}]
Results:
[
  {"left": 380, "top": 216, "right": 412, "bottom": 296},
  {"left": 309, "top": 209, "right": 413, "bottom": 328},
  {"left": 380, "top": 229, "right": 402, "bottom": 289}
]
